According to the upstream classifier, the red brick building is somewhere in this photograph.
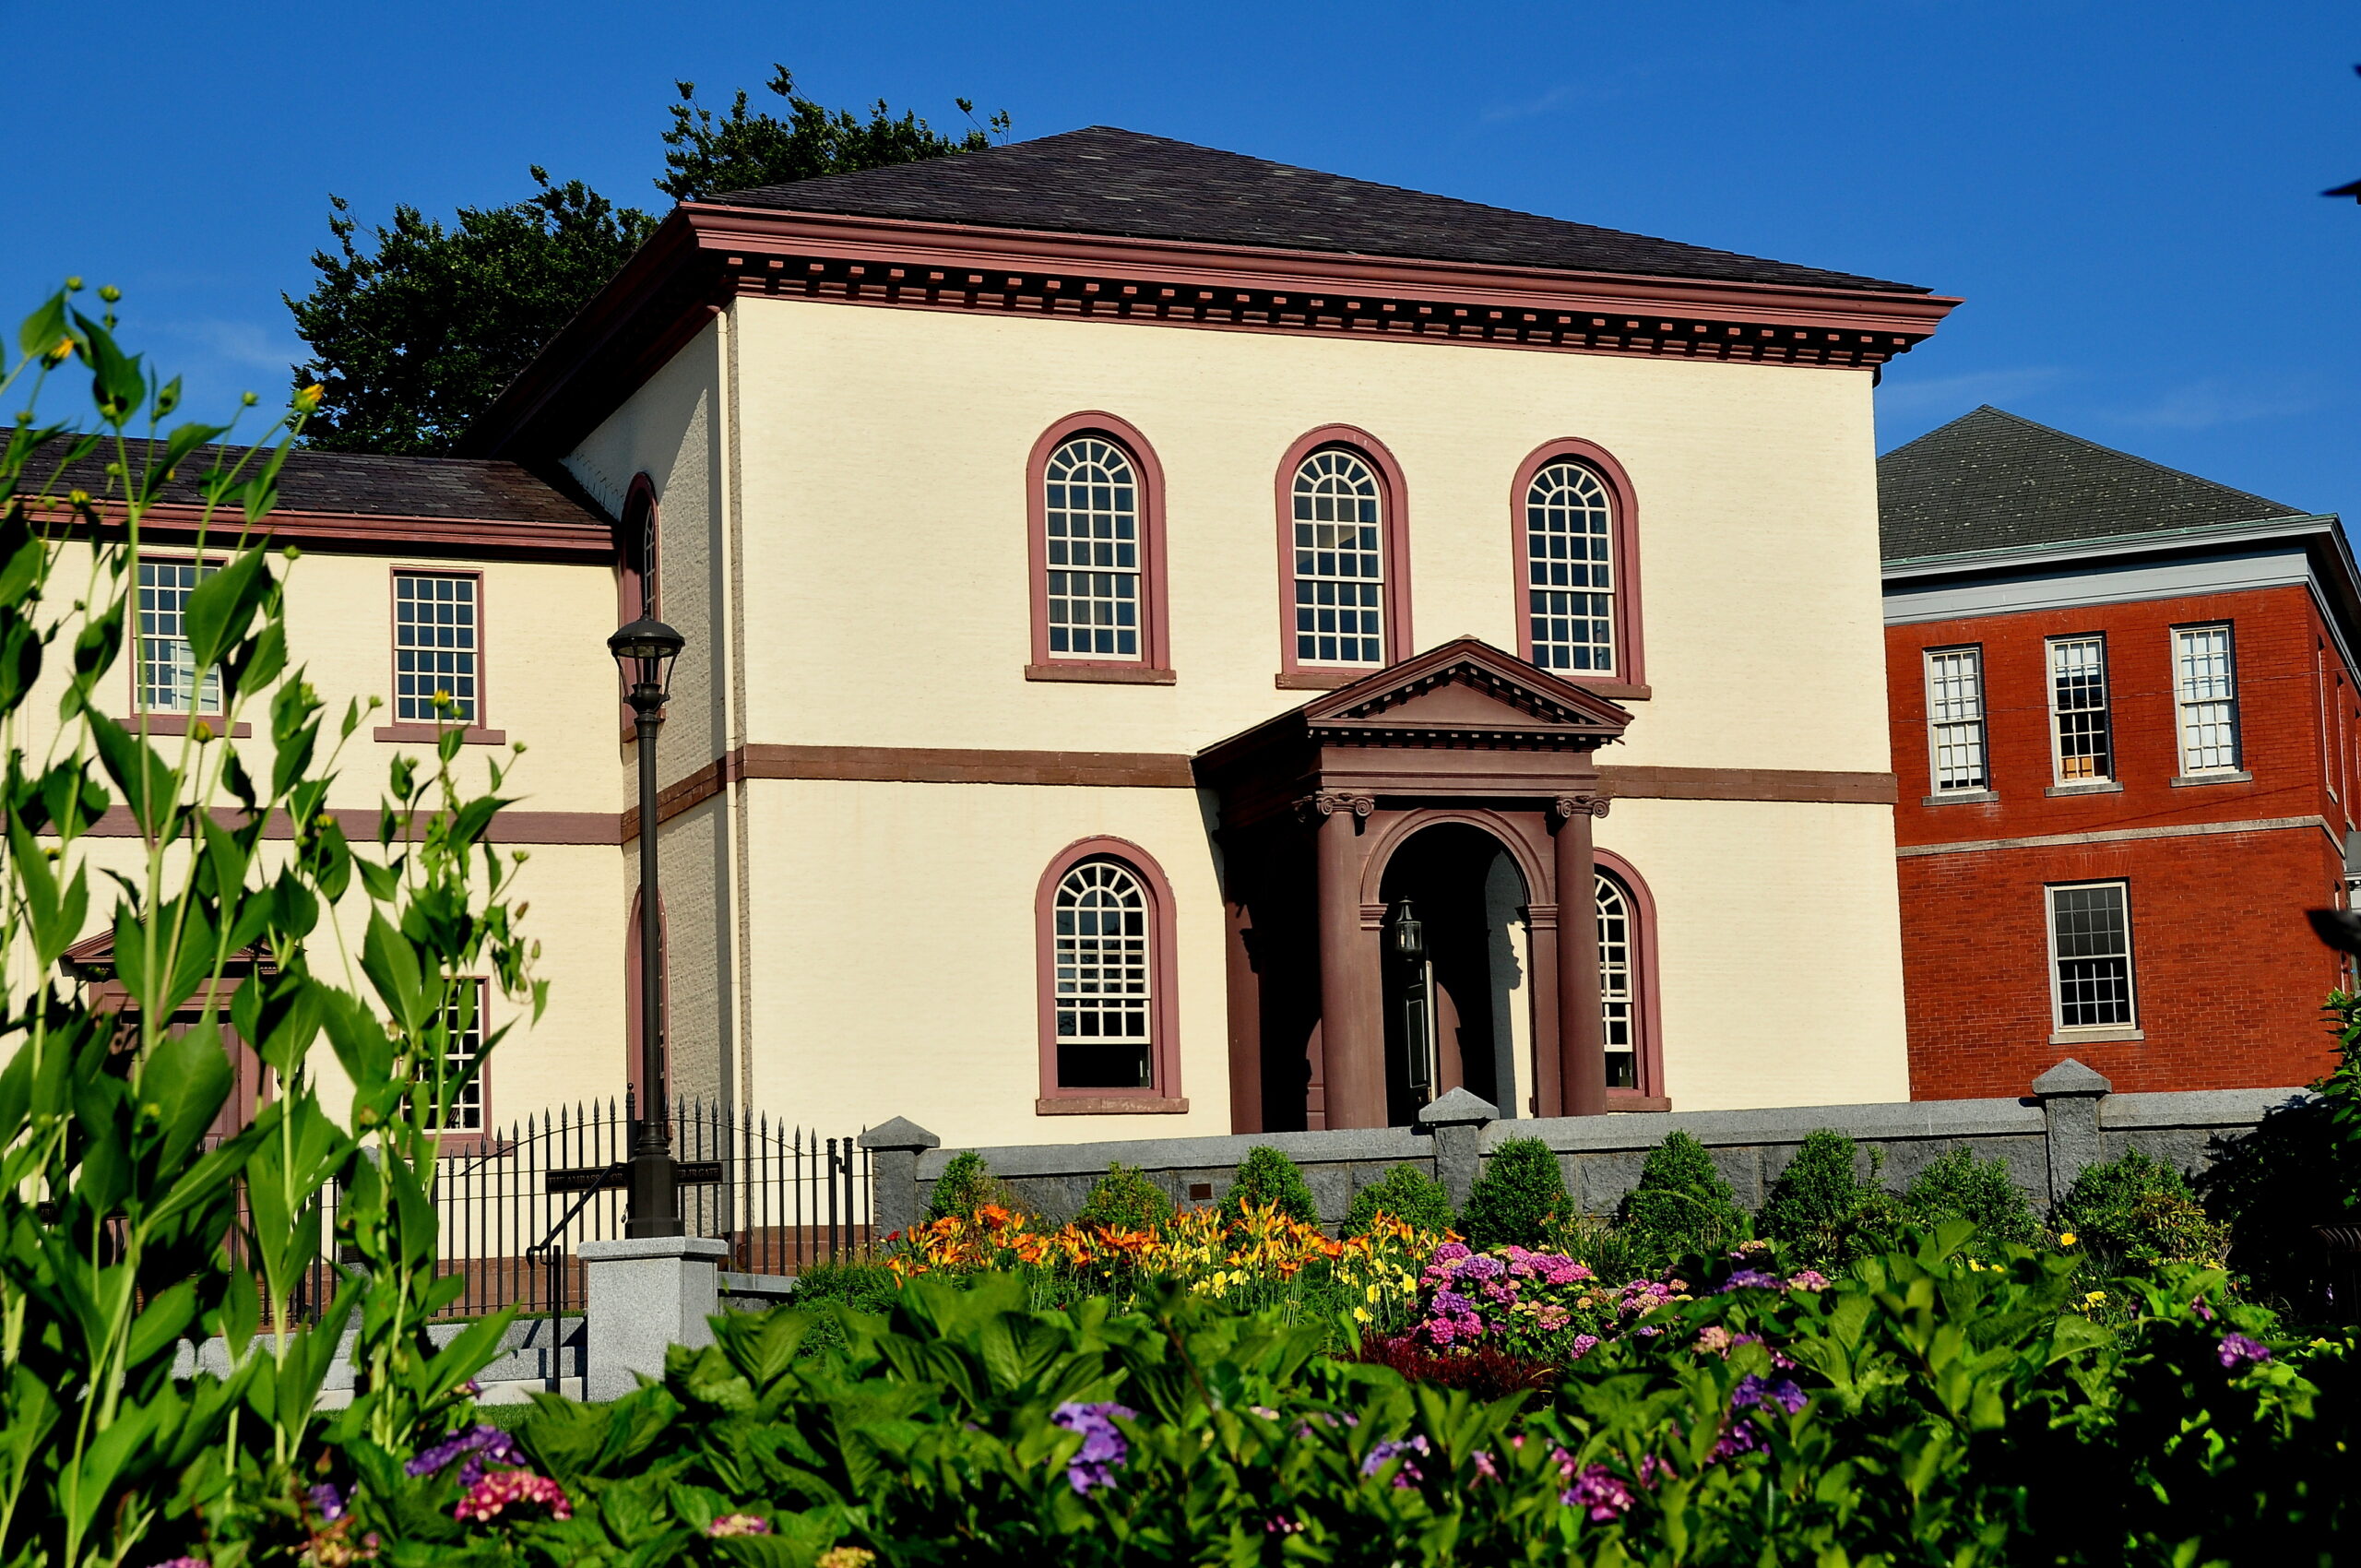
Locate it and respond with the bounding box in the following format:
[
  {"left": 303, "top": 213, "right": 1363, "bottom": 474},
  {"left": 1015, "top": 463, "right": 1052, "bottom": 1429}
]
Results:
[{"left": 1882, "top": 407, "right": 2358, "bottom": 1098}]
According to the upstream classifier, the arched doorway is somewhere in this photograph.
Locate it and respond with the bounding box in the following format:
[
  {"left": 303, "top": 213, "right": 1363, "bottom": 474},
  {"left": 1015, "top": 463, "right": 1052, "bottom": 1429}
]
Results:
[{"left": 1376, "top": 823, "right": 1532, "bottom": 1126}]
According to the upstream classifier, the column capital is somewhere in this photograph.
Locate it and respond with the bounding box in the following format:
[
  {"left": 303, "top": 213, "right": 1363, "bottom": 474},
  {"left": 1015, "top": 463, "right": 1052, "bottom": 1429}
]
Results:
[
  {"left": 1294, "top": 790, "right": 1376, "bottom": 826},
  {"left": 1551, "top": 792, "right": 1611, "bottom": 822}
]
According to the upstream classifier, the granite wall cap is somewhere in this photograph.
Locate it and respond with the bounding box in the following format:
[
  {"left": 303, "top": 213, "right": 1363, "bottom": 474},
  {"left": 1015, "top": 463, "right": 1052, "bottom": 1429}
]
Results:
[
  {"left": 575, "top": 1236, "right": 730, "bottom": 1263},
  {"left": 2102, "top": 1087, "right": 2310, "bottom": 1129},
  {"left": 859, "top": 1117, "right": 942, "bottom": 1153},
  {"left": 2032, "top": 1059, "right": 2113, "bottom": 1099},
  {"left": 1418, "top": 1088, "right": 1499, "bottom": 1126}
]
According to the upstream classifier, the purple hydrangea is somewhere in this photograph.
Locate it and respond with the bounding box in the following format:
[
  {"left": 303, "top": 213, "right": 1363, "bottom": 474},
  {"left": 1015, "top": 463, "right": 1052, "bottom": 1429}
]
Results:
[
  {"left": 1730, "top": 1374, "right": 1809, "bottom": 1416},
  {"left": 1561, "top": 1462, "right": 1635, "bottom": 1521},
  {"left": 1716, "top": 1269, "right": 1784, "bottom": 1293},
  {"left": 1430, "top": 1241, "right": 1471, "bottom": 1265},
  {"left": 1709, "top": 1420, "right": 1765, "bottom": 1463},
  {"left": 1359, "top": 1434, "right": 1430, "bottom": 1487},
  {"left": 1459, "top": 1254, "right": 1506, "bottom": 1282},
  {"left": 2217, "top": 1333, "right": 2272, "bottom": 1370},
  {"left": 1051, "top": 1401, "right": 1136, "bottom": 1495},
  {"left": 307, "top": 1483, "right": 345, "bottom": 1522},
  {"left": 1570, "top": 1333, "right": 1601, "bottom": 1359},
  {"left": 407, "top": 1424, "right": 527, "bottom": 1487}
]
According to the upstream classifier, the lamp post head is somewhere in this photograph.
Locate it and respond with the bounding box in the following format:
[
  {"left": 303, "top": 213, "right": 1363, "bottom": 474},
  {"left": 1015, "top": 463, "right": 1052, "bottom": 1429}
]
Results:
[
  {"left": 609, "top": 617, "right": 685, "bottom": 714},
  {"left": 1389, "top": 900, "right": 1425, "bottom": 961}
]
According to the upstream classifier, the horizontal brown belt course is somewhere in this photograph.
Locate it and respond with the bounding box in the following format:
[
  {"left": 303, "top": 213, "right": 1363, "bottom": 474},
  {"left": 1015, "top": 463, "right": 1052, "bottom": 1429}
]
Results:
[
  {"left": 624, "top": 745, "right": 1897, "bottom": 837},
  {"left": 72, "top": 752, "right": 1894, "bottom": 847}
]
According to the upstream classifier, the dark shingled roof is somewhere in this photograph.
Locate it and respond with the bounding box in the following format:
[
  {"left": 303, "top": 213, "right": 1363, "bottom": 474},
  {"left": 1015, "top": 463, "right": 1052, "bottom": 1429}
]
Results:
[
  {"left": 38, "top": 441, "right": 606, "bottom": 526},
  {"left": 709, "top": 125, "right": 1925, "bottom": 295},
  {"left": 1880, "top": 406, "right": 2308, "bottom": 563}
]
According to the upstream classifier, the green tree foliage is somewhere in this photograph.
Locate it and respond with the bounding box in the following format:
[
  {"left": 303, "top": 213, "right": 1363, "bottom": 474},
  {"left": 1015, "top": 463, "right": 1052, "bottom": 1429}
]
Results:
[
  {"left": 1074, "top": 1162, "right": 1174, "bottom": 1232},
  {"left": 657, "top": 65, "right": 1008, "bottom": 202},
  {"left": 1460, "top": 1138, "right": 1570, "bottom": 1250},
  {"left": 287, "top": 173, "right": 654, "bottom": 455},
  {"left": 0, "top": 285, "right": 540, "bottom": 1567},
  {"left": 287, "top": 66, "right": 1005, "bottom": 456},
  {"left": 2201, "top": 992, "right": 2361, "bottom": 1312},
  {"left": 1341, "top": 1163, "right": 1455, "bottom": 1239},
  {"left": 1616, "top": 1129, "right": 1747, "bottom": 1265},
  {"left": 1758, "top": 1130, "right": 1903, "bottom": 1269},
  {"left": 926, "top": 1150, "right": 1024, "bottom": 1222},
  {"left": 1904, "top": 1147, "right": 2038, "bottom": 1257},
  {"left": 2057, "top": 1146, "right": 2230, "bottom": 1271},
  {"left": 1220, "top": 1146, "right": 1319, "bottom": 1225}
]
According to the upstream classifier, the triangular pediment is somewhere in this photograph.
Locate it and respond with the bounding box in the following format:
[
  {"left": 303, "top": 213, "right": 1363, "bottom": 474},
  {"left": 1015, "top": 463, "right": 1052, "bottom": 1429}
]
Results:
[{"left": 1299, "top": 637, "right": 1631, "bottom": 740}]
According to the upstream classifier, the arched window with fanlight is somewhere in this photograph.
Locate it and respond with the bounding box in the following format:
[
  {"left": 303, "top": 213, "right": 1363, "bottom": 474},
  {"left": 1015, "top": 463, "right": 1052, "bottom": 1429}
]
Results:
[
  {"left": 1026, "top": 415, "right": 1172, "bottom": 683},
  {"left": 1592, "top": 851, "right": 1663, "bottom": 1103},
  {"left": 1274, "top": 427, "right": 1413, "bottom": 687},
  {"left": 1513, "top": 440, "right": 1645, "bottom": 691},
  {"left": 1035, "top": 837, "right": 1183, "bottom": 1111}
]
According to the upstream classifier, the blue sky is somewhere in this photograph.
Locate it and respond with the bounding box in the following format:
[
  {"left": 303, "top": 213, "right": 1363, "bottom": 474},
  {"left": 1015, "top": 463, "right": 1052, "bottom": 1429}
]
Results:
[{"left": 5, "top": 0, "right": 2354, "bottom": 517}]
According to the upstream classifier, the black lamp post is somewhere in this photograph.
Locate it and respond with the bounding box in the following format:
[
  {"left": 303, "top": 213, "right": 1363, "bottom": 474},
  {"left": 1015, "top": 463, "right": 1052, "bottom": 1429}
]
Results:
[
  {"left": 1390, "top": 900, "right": 1432, "bottom": 1099},
  {"left": 611, "top": 614, "right": 686, "bottom": 1238}
]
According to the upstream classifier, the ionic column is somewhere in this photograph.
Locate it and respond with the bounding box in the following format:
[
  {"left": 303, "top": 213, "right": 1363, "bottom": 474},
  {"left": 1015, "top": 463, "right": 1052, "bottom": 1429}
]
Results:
[
  {"left": 1303, "top": 791, "right": 1382, "bottom": 1130},
  {"left": 1552, "top": 793, "right": 1610, "bottom": 1118}
]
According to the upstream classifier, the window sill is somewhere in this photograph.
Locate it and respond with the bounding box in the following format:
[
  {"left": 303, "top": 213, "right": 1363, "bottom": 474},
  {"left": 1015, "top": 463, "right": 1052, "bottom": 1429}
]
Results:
[
  {"left": 2044, "top": 780, "right": 2123, "bottom": 797},
  {"left": 1923, "top": 790, "right": 1999, "bottom": 806},
  {"left": 1036, "top": 1095, "right": 1191, "bottom": 1115},
  {"left": 118, "top": 715, "right": 252, "bottom": 738},
  {"left": 2049, "top": 1028, "right": 2143, "bottom": 1045},
  {"left": 1026, "top": 663, "right": 1176, "bottom": 685},
  {"left": 1275, "top": 669, "right": 1366, "bottom": 690},
  {"left": 2171, "top": 770, "right": 2253, "bottom": 788},
  {"left": 1607, "top": 1094, "right": 1672, "bottom": 1112},
  {"left": 374, "top": 724, "right": 508, "bottom": 746}
]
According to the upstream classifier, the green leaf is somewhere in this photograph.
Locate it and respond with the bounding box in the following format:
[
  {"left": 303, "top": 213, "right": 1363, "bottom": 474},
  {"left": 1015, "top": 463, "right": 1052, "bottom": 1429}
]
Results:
[
  {"left": 360, "top": 910, "right": 428, "bottom": 1034},
  {"left": 17, "top": 291, "right": 69, "bottom": 359},
  {"left": 85, "top": 710, "right": 178, "bottom": 840},
  {"left": 73, "top": 309, "right": 146, "bottom": 424},
  {"left": 180, "top": 548, "right": 269, "bottom": 671}
]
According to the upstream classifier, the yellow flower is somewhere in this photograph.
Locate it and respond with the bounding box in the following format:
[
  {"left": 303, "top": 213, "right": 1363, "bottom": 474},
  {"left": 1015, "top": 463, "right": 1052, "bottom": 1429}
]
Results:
[
  {"left": 2083, "top": 1290, "right": 2106, "bottom": 1306},
  {"left": 1352, "top": 1306, "right": 1371, "bottom": 1323},
  {"left": 2058, "top": 1232, "right": 2078, "bottom": 1247},
  {"left": 1365, "top": 1283, "right": 1382, "bottom": 1304}
]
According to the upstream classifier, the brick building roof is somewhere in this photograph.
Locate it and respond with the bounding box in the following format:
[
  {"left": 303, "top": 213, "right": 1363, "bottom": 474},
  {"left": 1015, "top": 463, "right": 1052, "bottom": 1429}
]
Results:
[
  {"left": 1879, "top": 406, "right": 2308, "bottom": 562},
  {"left": 40, "top": 441, "right": 606, "bottom": 526},
  {"left": 709, "top": 125, "right": 1925, "bottom": 294}
]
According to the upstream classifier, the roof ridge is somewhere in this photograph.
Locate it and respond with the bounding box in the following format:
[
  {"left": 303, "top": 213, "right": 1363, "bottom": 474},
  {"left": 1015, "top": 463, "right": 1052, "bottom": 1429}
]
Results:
[{"left": 1885, "top": 404, "right": 2304, "bottom": 516}]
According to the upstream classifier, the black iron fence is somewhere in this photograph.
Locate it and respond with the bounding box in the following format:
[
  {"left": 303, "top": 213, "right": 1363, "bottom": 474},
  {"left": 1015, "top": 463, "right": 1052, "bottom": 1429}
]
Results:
[{"left": 231, "top": 1099, "right": 872, "bottom": 1324}]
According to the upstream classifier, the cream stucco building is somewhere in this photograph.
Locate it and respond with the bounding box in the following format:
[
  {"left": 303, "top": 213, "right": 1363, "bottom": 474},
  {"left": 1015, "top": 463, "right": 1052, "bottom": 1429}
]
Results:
[{"left": 85, "top": 128, "right": 1960, "bottom": 1148}]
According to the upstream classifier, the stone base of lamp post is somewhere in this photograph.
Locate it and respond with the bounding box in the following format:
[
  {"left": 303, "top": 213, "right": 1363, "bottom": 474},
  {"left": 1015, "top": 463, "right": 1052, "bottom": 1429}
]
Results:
[{"left": 576, "top": 1235, "right": 729, "bottom": 1400}]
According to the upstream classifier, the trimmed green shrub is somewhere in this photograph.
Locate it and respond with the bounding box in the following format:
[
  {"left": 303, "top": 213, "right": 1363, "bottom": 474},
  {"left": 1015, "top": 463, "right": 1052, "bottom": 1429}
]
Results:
[
  {"left": 1074, "top": 1162, "right": 1174, "bottom": 1231},
  {"left": 1461, "top": 1138, "right": 1571, "bottom": 1250},
  {"left": 1341, "top": 1163, "right": 1455, "bottom": 1238},
  {"left": 1220, "top": 1146, "right": 1320, "bottom": 1224},
  {"left": 1905, "top": 1147, "right": 2039, "bottom": 1256},
  {"left": 1759, "top": 1130, "right": 1903, "bottom": 1268},
  {"left": 2057, "top": 1146, "right": 2229, "bottom": 1268},
  {"left": 926, "top": 1150, "right": 1025, "bottom": 1222},
  {"left": 1616, "top": 1130, "right": 1746, "bottom": 1265},
  {"left": 784, "top": 1260, "right": 904, "bottom": 1362}
]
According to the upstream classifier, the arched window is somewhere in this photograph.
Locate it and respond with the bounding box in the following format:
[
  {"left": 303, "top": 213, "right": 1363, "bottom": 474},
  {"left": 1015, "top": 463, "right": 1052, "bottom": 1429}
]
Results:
[
  {"left": 1513, "top": 440, "right": 1645, "bottom": 691},
  {"left": 1026, "top": 414, "right": 1172, "bottom": 683},
  {"left": 619, "top": 472, "right": 658, "bottom": 620},
  {"left": 1593, "top": 851, "right": 1663, "bottom": 1102},
  {"left": 1035, "top": 837, "right": 1184, "bottom": 1111},
  {"left": 1275, "top": 427, "right": 1413, "bottom": 686}
]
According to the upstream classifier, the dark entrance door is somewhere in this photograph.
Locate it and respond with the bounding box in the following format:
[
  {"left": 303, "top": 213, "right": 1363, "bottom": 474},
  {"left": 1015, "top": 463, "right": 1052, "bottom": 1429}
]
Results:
[{"left": 1377, "top": 824, "right": 1529, "bottom": 1126}]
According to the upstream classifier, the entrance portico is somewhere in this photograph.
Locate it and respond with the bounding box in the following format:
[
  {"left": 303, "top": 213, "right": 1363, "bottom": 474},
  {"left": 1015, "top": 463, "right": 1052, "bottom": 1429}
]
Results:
[{"left": 1196, "top": 638, "right": 1631, "bottom": 1131}]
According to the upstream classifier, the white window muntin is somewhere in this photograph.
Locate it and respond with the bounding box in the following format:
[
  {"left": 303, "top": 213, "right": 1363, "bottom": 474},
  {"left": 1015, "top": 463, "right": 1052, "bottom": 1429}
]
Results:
[
  {"left": 2047, "top": 881, "right": 2136, "bottom": 1030},
  {"left": 1596, "top": 871, "right": 1636, "bottom": 1090},
  {"left": 2047, "top": 636, "right": 2114, "bottom": 784},
  {"left": 395, "top": 573, "right": 481, "bottom": 723},
  {"left": 1525, "top": 461, "right": 1615, "bottom": 674},
  {"left": 2173, "top": 624, "right": 2239, "bottom": 775},
  {"left": 429, "top": 980, "right": 487, "bottom": 1133},
  {"left": 136, "top": 559, "right": 224, "bottom": 716},
  {"left": 1923, "top": 647, "right": 1988, "bottom": 792},
  {"left": 1044, "top": 438, "right": 1142, "bottom": 660},
  {"left": 1292, "top": 449, "right": 1385, "bottom": 666},
  {"left": 1052, "top": 858, "right": 1154, "bottom": 1089}
]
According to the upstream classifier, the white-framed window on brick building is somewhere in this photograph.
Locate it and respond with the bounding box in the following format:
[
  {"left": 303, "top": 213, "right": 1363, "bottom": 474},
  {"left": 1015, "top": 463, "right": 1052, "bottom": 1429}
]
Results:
[
  {"left": 1923, "top": 646, "right": 1988, "bottom": 793},
  {"left": 393, "top": 572, "right": 481, "bottom": 724},
  {"left": 2172, "top": 624, "right": 2240, "bottom": 775},
  {"left": 426, "top": 979, "right": 488, "bottom": 1134},
  {"left": 2047, "top": 882, "right": 2136, "bottom": 1031},
  {"left": 136, "top": 558, "right": 224, "bottom": 715},
  {"left": 2047, "top": 636, "right": 2113, "bottom": 784}
]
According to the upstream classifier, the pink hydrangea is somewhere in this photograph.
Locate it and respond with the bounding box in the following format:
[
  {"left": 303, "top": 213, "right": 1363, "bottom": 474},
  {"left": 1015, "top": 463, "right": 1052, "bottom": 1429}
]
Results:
[
  {"left": 707, "top": 1515, "right": 771, "bottom": 1538},
  {"left": 453, "top": 1469, "right": 572, "bottom": 1523}
]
